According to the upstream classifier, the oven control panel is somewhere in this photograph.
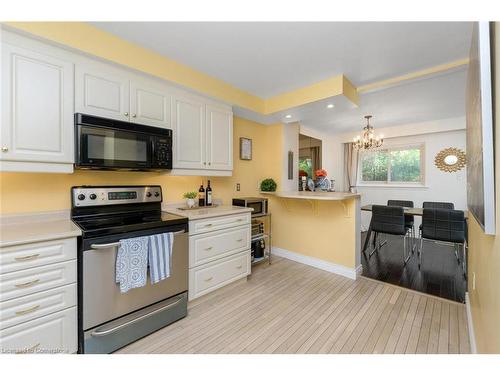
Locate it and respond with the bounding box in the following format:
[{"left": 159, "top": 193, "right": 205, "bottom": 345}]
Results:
[{"left": 72, "top": 186, "right": 162, "bottom": 207}]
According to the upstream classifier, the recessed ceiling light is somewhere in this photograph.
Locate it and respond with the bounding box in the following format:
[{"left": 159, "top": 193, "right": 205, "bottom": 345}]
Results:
[
  {"left": 285, "top": 114, "right": 292, "bottom": 119},
  {"left": 327, "top": 104, "right": 335, "bottom": 109}
]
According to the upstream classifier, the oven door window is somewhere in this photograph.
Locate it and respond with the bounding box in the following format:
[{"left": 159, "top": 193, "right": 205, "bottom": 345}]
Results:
[
  {"left": 79, "top": 126, "right": 151, "bottom": 169},
  {"left": 247, "top": 201, "right": 263, "bottom": 215}
]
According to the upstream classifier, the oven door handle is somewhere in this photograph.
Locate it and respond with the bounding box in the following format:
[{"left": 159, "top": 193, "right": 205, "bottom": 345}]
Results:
[
  {"left": 89, "top": 295, "right": 184, "bottom": 337},
  {"left": 89, "top": 230, "right": 186, "bottom": 250}
]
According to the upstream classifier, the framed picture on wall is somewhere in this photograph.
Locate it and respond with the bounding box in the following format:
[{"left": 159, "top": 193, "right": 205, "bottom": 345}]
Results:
[{"left": 240, "top": 137, "right": 252, "bottom": 160}]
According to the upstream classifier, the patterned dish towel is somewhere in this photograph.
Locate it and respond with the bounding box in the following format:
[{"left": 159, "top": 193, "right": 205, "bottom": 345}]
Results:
[
  {"left": 148, "top": 232, "right": 174, "bottom": 284},
  {"left": 115, "top": 236, "right": 149, "bottom": 293}
]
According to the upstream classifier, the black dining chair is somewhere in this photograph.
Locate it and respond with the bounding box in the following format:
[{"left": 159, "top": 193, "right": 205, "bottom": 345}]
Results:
[
  {"left": 388, "top": 200, "right": 415, "bottom": 251},
  {"left": 368, "top": 205, "right": 413, "bottom": 265},
  {"left": 419, "top": 208, "right": 466, "bottom": 278},
  {"left": 419, "top": 201, "right": 455, "bottom": 236}
]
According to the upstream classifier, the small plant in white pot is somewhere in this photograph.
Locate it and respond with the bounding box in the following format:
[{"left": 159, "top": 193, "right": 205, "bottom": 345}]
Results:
[{"left": 183, "top": 192, "right": 197, "bottom": 208}]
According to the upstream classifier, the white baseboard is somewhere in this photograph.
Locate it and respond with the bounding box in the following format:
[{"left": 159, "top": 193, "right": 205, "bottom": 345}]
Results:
[
  {"left": 465, "top": 292, "right": 477, "bottom": 354},
  {"left": 272, "top": 247, "right": 361, "bottom": 280}
]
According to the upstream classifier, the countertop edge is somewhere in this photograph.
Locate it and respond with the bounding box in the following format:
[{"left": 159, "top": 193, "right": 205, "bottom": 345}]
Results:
[
  {"left": 163, "top": 205, "right": 253, "bottom": 220},
  {"left": 261, "top": 191, "right": 361, "bottom": 201}
]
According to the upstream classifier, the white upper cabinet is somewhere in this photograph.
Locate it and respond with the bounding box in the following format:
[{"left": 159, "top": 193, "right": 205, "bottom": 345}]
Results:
[
  {"left": 171, "top": 95, "right": 233, "bottom": 174},
  {"left": 172, "top": 94, "right": 206, "bottom": 170},
  {"left": 1, "top": 41, "right": 74, "bottom": 172},
  {"left": 75, "top": 62, "right": 130, "bottom": 122},
  {"left": 206, "top": 105, "right": 233, "bottom": 171},
  {"left": 130, "top": 80, "right": 171, "bottom": 128}
]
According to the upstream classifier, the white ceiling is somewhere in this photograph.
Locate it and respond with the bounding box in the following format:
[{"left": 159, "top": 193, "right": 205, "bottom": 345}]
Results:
[
  {"left": 289, "top": 68, "right": 467, "bottom": 133},
  {"left": 90, "top": 22, "right": 472, "bottom": 133},
  {"left": 90, "top": 22, "right": 472, "bottom": 98}
]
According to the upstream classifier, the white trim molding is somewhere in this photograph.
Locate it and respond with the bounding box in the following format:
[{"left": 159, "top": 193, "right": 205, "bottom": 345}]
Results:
[
  {"left": 465, "top": 292, "right": 478, "bottom": 354},
  {"left": 272, "top": 247, "right": 361, "bottom": 280}
]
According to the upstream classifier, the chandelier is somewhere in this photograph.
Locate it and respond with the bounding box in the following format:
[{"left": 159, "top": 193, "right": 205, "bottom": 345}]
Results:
[{"left": 353, "top": 115, "right": 383, "bottom": 150}]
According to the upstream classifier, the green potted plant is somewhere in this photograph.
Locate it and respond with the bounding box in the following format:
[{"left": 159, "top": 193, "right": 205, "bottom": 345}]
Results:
[
  {"left": 183, "top": 191, "right": 197, "bottom": 208},
  {"left": 260, "top": 178, "right": 277, "bottom": 192}
]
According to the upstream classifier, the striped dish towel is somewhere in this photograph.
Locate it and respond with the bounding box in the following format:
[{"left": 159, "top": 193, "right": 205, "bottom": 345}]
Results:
[{"left": 148, "top": 232, "right": 174, "bottom": 284}]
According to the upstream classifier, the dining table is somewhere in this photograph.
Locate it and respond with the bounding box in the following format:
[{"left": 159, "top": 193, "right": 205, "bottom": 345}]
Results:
[{"left": 361, "top": 204, "right": 468, "bottom": 253}]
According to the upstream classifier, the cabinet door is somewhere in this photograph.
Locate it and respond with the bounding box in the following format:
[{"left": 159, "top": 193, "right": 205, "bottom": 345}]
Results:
[
  {"left": 1, "top": 43, "right": 74, "bottom": 164},
  {"left": 130, "top": 80, "right": 171, "bottom": 128},
  {"left": 75, "top": 62, "right": 130, "bottom": 121},
  {"left": 172, "top": 95, "right": 206, "bottom": 169},
  {"left": 206, "top": 105, "right": 233, "bottom": 171}
]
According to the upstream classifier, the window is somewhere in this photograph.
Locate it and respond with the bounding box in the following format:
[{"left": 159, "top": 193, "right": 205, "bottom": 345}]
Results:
[{"left": 358, "top": 144, "right": 424, "bottom": 185}]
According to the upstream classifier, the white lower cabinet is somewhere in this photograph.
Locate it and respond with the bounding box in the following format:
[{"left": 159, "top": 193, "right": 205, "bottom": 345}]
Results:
[
  {"left": 188, "top": 213, "right": 251, "bottom": 301},
  {"left": 0, "top": 237, "right": 78, "bottom": 354},
  {"left": 189, "top": 251, "right": 250, "bottom": 300},
  {"left": 0, "top": 307, "right": 77, "bottom": 354}
]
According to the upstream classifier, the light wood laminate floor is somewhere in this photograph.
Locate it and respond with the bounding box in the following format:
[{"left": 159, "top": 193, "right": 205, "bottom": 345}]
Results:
[{"left": 117, "top": 257, "right": 470, "bottom": 354}]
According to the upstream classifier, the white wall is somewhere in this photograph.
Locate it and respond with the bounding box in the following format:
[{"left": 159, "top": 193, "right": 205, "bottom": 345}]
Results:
[{"left": 355, "top": 129, "right": 467, "bottom": 229}]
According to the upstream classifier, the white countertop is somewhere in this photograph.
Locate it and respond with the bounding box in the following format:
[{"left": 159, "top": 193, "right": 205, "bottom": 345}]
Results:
[
  {"left": 261, "top": 191, "right": 360, "bottom": 201},
  {"left": 163, "top": 204, "right": 253, "bottom": 220},
  {"left": 0, "top": 211, "right": 82, "bottom": 248}
]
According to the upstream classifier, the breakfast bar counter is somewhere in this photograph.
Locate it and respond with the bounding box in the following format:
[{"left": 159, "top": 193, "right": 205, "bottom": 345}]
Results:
[
  {"left": 261, "top": 191, "right": 360, "bottom": 201},
  {"left": 262, "top": 191, "right": 362, "bottom": 279}
]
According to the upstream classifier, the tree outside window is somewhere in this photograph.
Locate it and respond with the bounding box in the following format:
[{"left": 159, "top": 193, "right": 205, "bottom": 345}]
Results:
[{"left": 359, "top": 145, "right": 423, "bottom": 184}]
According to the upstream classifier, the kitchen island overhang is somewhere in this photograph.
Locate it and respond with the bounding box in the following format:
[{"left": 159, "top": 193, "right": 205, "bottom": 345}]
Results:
[{"left": 262, "top": 191, "right": 362, "bottom": 279}]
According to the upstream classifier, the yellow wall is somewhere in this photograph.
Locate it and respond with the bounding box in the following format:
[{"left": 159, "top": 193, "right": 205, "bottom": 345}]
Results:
[
  {"left": 269, "top": 198, "right": 358, "bottom": 268},
  {"left": 0, "top": 117, "right": 281, "bottom": 215},
  {"left": 467, "top": 23, "right": 500, "bottom": 354}
]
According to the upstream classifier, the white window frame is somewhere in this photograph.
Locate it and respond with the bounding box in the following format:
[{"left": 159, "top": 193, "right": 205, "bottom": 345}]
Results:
[{"left": 357, "top": 143, "right": 425, "bottom": 187}]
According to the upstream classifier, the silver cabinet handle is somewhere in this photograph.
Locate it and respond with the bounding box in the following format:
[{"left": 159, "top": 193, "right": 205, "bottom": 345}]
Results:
[
  {"left": 90, "top": 296, "right": 183, "bottom": 337},
  {"left": 208, "top": 162, "right": 211, "bottom": 166},
  {"left": 15, "top": 279, "right": 40, "bottom": 288},
  {"left": 204, "top": 277, "right": 213, "bottom": 282},
  {"left": 237, "top": 218, "right": 244, "bottom": 222},
  {"left": 14, "top": 254, "right": 40, "bottom": 261},
  {"left": 204, "top": 247, "right": 213, "bottom": 251},
  {"left": 1, "top": 146, "right": 8, "bottom": 152},
  {"left": 236, "top": 265, "right": 242, "bottom": 269},
  {"left": 204, "top": 223, "right": 213, "bottom": 227},
  {"left": 15, "top": 305, "right": 40, "bottom": 316},
  {"left": 203, "top": 162, "right": 207, "bottom": 165},
  {"left": 132, "top": 113, "right": 137, "bottom": 118},
  {"left": 124, "top": 112, "right": 129, "bottom": 116},
  {"left": 237, "top": 239, "right": 243, "bottom": 242}
]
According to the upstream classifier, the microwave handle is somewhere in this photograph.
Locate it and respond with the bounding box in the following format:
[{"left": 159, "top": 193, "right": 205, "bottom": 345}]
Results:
[{"left": 90, "top": 230, "right": 186, "bottom": 250}]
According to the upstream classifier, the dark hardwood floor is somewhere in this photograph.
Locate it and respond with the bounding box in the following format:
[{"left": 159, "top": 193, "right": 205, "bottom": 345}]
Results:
[{"left": 361, "top": 232, "right": 467, "bottom": 303}]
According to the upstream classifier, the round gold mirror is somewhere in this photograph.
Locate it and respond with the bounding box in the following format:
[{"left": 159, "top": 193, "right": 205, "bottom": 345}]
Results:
[{"left": 435, "top": 147, "right": 466, "bottom": 172}]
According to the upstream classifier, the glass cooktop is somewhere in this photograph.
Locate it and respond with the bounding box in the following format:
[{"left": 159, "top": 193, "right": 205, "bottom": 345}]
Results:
[{"left": 73, "top": 211, "right": 187, "bottom": 237}]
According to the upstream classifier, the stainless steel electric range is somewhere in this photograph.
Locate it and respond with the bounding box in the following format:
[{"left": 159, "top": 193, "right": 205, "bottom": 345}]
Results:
[{"left": 71, "top": 185, "right": 188, "bottom": 354}]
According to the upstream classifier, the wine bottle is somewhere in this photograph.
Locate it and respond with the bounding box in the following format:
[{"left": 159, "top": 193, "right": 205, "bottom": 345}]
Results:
[
  {"left": 206, "top": 180, "right": 213, "bottom": 206},
  {"left": 198, "top": 182, "right": 205, "bottom": 207}
]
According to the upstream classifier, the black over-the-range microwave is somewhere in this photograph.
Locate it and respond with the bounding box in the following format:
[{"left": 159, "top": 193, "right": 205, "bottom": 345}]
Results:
[{"left": 74, "top": 113, "right": 172, "bottom": 171}]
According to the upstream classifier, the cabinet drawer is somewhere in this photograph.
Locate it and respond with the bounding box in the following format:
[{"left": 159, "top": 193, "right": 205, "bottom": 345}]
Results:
[
  {"left": 189, "top": 250, "right": 250, "bottom": 300},
  {"left": 189, "top": 213, "right": 250, "bottom": 235},
  {"left": 0, "top": 260, "right": 76, "bottom": 302},
  {"left": 0, "top": 238, "right": 76, "bottom": 275},
  {"left": 0, "top": 307, "right": 77, "bottom": 354},
  {"left": 0, "top": 284, "right": 76, "bottom": 330},
  {"left": 190, "top": 226, "right": 250, "bottom": 267}
]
